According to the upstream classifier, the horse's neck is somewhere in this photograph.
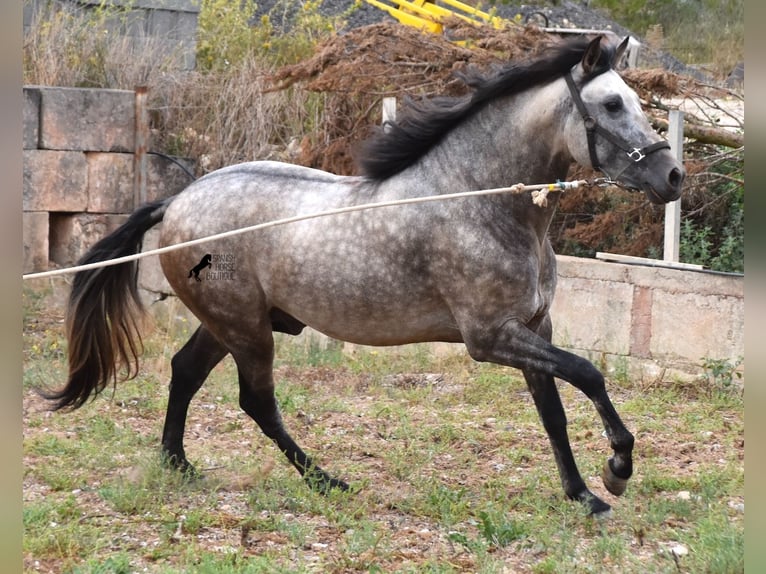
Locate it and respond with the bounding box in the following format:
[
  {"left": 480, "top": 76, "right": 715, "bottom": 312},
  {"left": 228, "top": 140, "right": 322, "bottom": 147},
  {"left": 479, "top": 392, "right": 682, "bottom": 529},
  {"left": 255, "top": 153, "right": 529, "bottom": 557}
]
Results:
[
  {"left": 423, "top": 86, "right": 571, "bottom": 241},
  {"left": 436, "top": 87, "right": 572, "bottom": 191}
]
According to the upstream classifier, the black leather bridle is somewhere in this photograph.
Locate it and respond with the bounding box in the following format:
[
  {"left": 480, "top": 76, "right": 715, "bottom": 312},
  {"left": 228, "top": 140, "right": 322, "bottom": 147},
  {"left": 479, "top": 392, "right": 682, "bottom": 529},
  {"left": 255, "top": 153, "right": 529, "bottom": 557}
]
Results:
[{"left": 565, "top": 72, "right": 670, "bottom": 174}]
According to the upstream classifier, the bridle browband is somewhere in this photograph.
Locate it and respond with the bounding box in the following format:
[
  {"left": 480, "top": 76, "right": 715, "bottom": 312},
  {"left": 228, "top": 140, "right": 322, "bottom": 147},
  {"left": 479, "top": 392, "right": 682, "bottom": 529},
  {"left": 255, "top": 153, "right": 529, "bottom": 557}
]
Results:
[{"left": 564, "top": 72, "right": 670, "bottom": 175}]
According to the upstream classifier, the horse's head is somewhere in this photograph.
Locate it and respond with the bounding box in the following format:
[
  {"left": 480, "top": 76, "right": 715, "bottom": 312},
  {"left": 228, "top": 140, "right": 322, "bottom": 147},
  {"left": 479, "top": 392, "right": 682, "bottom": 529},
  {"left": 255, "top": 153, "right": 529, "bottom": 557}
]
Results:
[{"left": 564, "top": 36, "right": 685, "bottom": 204}]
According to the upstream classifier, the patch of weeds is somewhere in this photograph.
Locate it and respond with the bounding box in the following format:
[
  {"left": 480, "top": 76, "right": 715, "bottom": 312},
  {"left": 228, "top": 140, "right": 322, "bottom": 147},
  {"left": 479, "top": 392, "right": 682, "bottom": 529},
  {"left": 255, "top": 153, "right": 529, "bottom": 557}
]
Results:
[
  {"left": 178, "top": 551, "right": 308, "bottom": 573},
  {"left": 686, "top": 510, "right": 744, "bottom": 573},
  {"left": 637, "top": 469, "right": 696, "bottom": 496},
  {"left": 420, "top": 483, "right": 472, "bottom": 527},
  {"left": 475, "top": 505, "right": 528, "bottom": 547},
  {"left": 23, "top": 496, "right": 98, "bottom": 562},
  {"left": 609, "top": 355, "right": 631, "bottom": 386},
  {"left": 700, "top": 355, "right": 743, "bottom": 395},
  {"left": 98, "top": 480, "right": 157, "bottom": 516},
  {"left": 274, "top": 333, "right": 344, "bottom": 368},
  {"left": 333, "top": 520, "right": 389, "bottom": 572},
  {"left": 26, "top": 433, "right": 76, "bottom": 457},
  {"left": 69, "top": 553, "right": 133, "bottom": 574},
  {"left": 98, "top": 457, "right": 203, "bottom": 516},
  {"left": 448, "top": 506, "right": 529, "bottom": 561}
]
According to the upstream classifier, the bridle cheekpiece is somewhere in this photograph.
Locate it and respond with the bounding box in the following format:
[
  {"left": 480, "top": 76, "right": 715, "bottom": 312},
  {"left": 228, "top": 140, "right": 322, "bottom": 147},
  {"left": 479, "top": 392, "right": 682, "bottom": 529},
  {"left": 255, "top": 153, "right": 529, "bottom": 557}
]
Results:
[{"left": 564, "top": 72, "right": 670, "bottom": 175}]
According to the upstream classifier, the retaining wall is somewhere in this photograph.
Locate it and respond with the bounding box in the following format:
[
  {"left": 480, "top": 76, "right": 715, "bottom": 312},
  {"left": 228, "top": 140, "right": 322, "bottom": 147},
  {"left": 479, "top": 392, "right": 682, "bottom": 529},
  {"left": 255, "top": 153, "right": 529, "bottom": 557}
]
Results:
[
  {"left": 551, "top": 256, "right": 743, "bottom": 381},
  {"left": 23, "top": 85, "right": 193, "bottom": 273},
  {"left": 22, "top": 86, "right": 744, "bottom": 381}
]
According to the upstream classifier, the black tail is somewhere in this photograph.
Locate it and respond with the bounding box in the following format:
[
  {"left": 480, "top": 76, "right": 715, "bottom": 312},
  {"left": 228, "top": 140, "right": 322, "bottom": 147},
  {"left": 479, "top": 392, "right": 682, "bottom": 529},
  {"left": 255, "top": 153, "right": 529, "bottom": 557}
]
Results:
[{"left": 43, "top": 197, "right": 172, "bottom": 411}]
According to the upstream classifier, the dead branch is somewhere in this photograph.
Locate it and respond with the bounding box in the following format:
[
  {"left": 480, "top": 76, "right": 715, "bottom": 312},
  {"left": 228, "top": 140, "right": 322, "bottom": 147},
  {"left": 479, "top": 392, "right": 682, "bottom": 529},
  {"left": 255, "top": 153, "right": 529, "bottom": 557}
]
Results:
[{"left": 651, "top": 116, "right": 744, "bottom": 148}]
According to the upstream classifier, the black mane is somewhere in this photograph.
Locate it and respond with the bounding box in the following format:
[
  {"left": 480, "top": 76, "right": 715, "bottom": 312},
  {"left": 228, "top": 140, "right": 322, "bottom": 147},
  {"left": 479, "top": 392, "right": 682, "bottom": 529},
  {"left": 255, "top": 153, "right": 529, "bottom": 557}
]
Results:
[{"left": 357, "top": 36, "right": 617, "bottom": 181}]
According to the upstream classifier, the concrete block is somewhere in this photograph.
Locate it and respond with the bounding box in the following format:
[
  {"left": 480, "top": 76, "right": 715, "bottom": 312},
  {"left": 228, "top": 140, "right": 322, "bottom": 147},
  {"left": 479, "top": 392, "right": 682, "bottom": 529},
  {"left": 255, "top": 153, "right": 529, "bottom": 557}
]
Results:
[
  {"left": 23, "top": 211, "right": 49, "bottom": 273},
  {"left": 23, "top": 150, "right": 88, "bottom": 212},
  {"left": 551, "top": 275, "right": 633, "bottom": 356},
  {"left": 87, "top": 152, "right": 134, "bottom": 213},
  {"left": 651, "top": 291, "right": 745, "bottom": 363},
  {"left": 49, "top": 213, "right": 129, "bottom": 267},
  {"left": 23, "top": 88, "right": 40, "bottom": 150},
  {"left": 39, "top": 87, "right": 135, "bottom": 152}
]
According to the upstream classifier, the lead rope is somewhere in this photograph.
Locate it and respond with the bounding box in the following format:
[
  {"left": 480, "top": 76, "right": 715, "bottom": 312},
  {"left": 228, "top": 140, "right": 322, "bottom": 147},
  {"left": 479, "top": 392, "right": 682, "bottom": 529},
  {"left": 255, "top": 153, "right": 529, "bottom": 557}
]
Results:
[{"left": 22, "top": 178, "right": 613, "bottom": 281}]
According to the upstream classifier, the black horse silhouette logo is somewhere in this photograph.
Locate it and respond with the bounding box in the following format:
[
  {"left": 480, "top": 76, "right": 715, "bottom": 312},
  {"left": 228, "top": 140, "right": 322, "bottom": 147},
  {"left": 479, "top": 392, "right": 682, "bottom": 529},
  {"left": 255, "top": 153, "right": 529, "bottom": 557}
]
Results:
[{"left": 188, "top": 254, "right": 212, "bottom": 282}]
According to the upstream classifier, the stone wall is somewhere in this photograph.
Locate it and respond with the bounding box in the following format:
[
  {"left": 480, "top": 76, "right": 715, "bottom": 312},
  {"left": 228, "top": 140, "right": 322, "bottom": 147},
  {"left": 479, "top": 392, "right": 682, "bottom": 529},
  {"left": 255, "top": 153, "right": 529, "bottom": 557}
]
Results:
[{"left": 23, "top": 85, "right": 193, "bottom": 273}]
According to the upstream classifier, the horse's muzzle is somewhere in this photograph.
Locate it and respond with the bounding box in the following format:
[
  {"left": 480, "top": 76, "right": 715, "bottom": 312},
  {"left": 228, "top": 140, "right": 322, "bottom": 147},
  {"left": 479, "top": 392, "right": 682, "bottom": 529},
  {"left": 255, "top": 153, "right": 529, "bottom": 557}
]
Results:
[{"left": 644, "top": 163, "right": 685, "bottom": 204}]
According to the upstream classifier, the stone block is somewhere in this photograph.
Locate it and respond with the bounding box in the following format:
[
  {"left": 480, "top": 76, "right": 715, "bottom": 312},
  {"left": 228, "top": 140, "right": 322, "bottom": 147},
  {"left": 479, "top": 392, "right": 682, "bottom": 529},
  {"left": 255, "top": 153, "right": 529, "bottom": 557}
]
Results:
[
  {"left": 147, "top": 154, "right": 195, "bottom": 201},
  {"left": 39, "top": 87, "right": 135, "bottom": 152},
  {"left": 49, "top": 213, "right": 129, "bottom": 267},
  {"left": 23, "top": 150, "right": 88, "bottom": 212},
  {"left": 23, "top": 88, "right": 40, "bottom": 150},
  {"left": 23, "top": 211, "right": 49, "bottom": 273},
  {"left": 87, "top": 152, "right": 134, "bottom": 213}
]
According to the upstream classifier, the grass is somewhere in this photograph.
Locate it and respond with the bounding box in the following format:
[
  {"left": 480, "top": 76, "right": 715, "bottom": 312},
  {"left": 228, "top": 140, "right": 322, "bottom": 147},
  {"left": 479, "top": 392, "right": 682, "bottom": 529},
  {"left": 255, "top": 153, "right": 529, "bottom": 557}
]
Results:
[{"left": 23, "top": 289, "right": 743, "bottom": 573}]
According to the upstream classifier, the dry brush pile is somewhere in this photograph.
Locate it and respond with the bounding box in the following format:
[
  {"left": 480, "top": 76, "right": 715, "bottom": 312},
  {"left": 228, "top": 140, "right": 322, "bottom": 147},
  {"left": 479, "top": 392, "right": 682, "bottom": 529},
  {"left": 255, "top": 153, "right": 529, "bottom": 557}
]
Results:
[{"left": 260, "top": 22, "right": 744, "bottom": 263}]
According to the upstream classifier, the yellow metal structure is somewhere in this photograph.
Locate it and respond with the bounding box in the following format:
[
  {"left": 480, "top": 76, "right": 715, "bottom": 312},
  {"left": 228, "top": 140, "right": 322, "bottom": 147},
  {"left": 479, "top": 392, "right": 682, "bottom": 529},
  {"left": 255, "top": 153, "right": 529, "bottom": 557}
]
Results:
[{"left": 363, "top": 0, "right": 511, "bottom": 35}]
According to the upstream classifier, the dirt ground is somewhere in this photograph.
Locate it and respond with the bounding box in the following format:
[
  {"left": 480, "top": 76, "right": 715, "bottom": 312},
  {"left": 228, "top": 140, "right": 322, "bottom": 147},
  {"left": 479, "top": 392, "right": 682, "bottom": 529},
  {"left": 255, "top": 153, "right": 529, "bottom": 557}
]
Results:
[{"left": 22, "top": 293, "right": 744, "bottom": 573}]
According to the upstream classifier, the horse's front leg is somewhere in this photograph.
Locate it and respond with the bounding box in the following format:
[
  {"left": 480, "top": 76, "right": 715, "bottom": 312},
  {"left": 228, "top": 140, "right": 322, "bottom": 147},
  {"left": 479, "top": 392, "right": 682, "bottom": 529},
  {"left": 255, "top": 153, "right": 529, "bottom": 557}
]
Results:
[
  {"left": 464, "top": 314, "right": 634, "bottom": 515},
  {"left": 521, "top": 368, "right": 612, "bottom": 514},
  {"left": 532, "top": 314, "right": 634, "bottom": 498}
]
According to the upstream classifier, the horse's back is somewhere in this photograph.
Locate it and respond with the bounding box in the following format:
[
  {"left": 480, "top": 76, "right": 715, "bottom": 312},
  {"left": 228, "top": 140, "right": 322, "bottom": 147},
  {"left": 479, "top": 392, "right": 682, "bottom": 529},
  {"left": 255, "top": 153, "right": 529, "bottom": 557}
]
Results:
[{"left": 156, "top": 160, "right": 465, "bottom": 346}]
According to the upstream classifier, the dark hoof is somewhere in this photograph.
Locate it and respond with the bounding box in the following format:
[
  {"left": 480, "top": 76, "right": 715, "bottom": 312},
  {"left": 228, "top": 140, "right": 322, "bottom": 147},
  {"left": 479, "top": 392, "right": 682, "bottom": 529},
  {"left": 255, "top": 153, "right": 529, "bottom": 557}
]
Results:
[
  {"left": 304, "top": 469, "right": 349, "bottom": 495},
  {"left": 162, "top": 452, "right": 201, "bottom": 479},
  {"left": 573, "top": 489, "right": 612, "bottom": 516},
  {"left": 602, "top": 459, "right": 629, "bottom": 496}
]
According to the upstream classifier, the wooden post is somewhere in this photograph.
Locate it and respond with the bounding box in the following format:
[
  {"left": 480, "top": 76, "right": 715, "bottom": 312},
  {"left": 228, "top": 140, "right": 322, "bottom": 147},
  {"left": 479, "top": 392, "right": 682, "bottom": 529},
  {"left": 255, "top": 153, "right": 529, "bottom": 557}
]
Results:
[
  {"left": 133, "top": 86, "right": 149, "bottom": 208},
  {"left": 663, "top": 109, "right": 683, "bottom": 262}
]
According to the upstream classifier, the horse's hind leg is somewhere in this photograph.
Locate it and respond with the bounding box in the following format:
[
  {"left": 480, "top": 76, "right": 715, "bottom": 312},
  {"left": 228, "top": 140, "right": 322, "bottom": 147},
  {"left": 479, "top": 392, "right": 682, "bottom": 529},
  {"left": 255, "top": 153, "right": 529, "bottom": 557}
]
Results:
[
  {"left": 232, "top": 337, "right": 349, "bottom": 494},
  {"left": 161, "top": 325, "right": 228, "bottom": 474}
]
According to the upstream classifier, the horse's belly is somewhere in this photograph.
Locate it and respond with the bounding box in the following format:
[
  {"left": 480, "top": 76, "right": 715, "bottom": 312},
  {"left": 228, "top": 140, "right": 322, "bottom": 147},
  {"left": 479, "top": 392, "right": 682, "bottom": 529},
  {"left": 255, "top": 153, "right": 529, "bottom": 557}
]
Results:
[{"left": 272, "top": 282, "right": 462, "bottom": 346}]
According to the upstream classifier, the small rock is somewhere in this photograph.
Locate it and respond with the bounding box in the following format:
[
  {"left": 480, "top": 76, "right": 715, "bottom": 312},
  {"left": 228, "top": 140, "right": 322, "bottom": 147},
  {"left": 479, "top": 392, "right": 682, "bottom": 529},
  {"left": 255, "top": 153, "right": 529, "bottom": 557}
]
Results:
[
  {"left": 728, "top": 500, "right": 745, "bottom": 513},
  {"left": 671, "top": 543, "right": 689, "bottom": 557}
]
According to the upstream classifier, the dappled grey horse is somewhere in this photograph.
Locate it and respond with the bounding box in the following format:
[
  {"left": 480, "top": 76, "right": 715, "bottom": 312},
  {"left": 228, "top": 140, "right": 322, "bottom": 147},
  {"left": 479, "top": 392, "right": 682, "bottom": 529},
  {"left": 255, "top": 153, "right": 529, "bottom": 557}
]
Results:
[{"left": 47, "top": 35, "right": 684, "bottom": 515}]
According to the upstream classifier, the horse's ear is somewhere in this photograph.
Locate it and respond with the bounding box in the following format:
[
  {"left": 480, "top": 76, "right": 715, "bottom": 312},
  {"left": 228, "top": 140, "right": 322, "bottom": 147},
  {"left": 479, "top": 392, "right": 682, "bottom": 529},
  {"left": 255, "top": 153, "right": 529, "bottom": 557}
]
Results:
[
  {"left": 612, "top": 36, "right": 630, "bottom": 69},
  {"left": 581, "top": 35, "right": 603, "bottom": 75}
]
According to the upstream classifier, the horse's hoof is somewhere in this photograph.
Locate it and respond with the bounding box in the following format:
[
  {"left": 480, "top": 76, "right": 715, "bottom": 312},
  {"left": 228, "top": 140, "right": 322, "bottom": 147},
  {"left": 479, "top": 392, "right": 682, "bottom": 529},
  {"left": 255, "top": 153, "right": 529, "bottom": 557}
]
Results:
[
  {"left": 602, "top": 459, "right": 629, "bottom": 496},
  {"left": 574, "top": 489, "right": 612, "bottom": 516},
  {"left": 162, "top": 452, "right": 200, "bottom": 479},
  {"left": 304, "top": 470, "right": 349, "bottom": 495}
]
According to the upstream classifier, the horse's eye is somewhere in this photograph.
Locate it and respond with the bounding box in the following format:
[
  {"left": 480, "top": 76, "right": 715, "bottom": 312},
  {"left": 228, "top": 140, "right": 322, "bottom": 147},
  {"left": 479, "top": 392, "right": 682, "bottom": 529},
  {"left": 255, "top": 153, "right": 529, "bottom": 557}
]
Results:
[{"left": 604, "top": 97, "right": 623, "bottom": 113}]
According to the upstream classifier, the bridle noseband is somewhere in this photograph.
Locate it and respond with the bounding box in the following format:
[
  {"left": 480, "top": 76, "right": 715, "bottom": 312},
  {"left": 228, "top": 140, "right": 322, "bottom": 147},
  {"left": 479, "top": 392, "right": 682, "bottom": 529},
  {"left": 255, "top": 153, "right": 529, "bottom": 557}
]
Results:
[{"left": 565, "top": 72, "right": 669, "bottom": 175}]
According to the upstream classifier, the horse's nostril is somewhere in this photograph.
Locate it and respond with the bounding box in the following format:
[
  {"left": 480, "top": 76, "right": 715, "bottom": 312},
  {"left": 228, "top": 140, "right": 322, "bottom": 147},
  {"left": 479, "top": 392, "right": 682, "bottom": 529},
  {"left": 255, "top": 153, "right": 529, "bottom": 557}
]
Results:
[{"left": 669, "top": 167, "right": 685, "bottom": 190}]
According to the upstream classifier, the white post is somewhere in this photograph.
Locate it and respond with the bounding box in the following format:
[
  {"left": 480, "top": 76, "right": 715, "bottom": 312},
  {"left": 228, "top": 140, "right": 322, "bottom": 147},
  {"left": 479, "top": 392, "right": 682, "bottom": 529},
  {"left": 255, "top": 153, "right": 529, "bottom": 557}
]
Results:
[
  {"left": 663, "top": 109, "right": 683, "bottom": 262},
  {"left": 627, "top": 37, "right": 640, "bottom": 68},
  {"left": 382, "top": 96, "right": 396, "bottom": 127}
]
